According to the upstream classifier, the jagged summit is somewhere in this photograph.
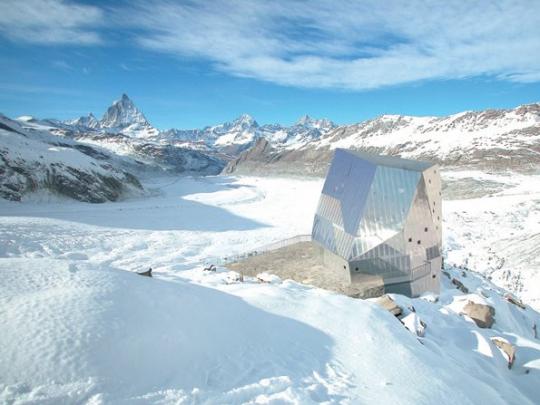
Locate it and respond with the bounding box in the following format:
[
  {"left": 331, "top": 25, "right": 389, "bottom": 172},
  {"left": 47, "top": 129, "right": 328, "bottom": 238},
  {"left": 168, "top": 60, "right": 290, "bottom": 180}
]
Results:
[
  {"left": 295, "top": 114, "right": 335, "bottom": 130},
  {"left": 66, "top": 113, "right": 100, "bottom": 129},
  {"left": 100, "top": 93, "right": 150, "bottom": 129}
]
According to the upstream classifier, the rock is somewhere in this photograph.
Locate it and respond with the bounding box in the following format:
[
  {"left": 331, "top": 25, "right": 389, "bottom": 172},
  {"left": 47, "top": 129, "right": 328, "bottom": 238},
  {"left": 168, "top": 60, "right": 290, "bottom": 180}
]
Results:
[
  {"left": 491, "top": 337, "right": 516, "bottom": 369},
  {"left": 451, "top": 278, "right": 469, "bottom": 293},
  {"left": 504, "top": 293, "right": 526, "bottom": 310},
  {"left": 462, "top": 301, "right": 495, "bottom": 328},
  {"left": 137, "top": 268, "right": 152, "bottom": 277},
  {"left": 203, "top": 264, "right": 217, "bottom": 272},
  {"left": 401, "top": 312, "right": 427, "bottom": 337},
  {"left": 376, "top": 294, "right": 402, "bottom": 317}
]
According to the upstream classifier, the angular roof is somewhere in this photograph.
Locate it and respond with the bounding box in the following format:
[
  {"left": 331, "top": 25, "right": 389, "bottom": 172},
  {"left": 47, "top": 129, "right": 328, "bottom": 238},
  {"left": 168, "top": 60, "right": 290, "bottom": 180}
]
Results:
[{"left": 341, "top": 149, "right": 435, "bottom": 172}]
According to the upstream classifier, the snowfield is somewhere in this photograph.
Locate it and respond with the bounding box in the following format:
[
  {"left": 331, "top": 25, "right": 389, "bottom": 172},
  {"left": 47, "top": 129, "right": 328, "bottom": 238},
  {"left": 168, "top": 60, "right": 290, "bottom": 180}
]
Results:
[{"left": 1, "top": 174, "right": 540, "bottom": 404}]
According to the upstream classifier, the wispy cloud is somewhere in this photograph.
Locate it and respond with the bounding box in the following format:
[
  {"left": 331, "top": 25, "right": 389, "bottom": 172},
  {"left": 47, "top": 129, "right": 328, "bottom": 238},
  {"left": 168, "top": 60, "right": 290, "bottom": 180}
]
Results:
[
  {"left": 118, "top": 0, "right": 540, "bottom": 90},
  {"left": 0, "top": 0, "right": 103, "bottom": 45},
  {"left": 52, "top": 60, "right": 73, "bottom": 70}
]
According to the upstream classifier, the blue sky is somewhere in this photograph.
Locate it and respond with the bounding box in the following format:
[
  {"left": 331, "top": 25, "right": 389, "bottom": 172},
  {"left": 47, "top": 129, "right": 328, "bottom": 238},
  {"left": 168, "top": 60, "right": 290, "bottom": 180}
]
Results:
[{"left": 1, "top": 0, "right": 539, "bottom": 130}]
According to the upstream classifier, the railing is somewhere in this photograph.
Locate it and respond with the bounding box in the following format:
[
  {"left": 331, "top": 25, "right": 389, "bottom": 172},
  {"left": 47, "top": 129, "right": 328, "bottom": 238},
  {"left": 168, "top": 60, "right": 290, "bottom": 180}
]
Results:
[
  {"left": 410, "top": 261, "right": 432, "bottom": 281},
  {"left": 211, "top": 234, "right": 312, "bottom": 266}
]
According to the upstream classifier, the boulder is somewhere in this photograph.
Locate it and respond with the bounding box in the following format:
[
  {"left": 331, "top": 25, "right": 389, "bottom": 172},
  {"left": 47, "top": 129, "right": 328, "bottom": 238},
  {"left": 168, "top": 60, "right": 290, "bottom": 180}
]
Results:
[
  {"left": 376, "top": 294, "right": 402, "bottom": 317},
  {"left": 491, "top": 337, "right": 516, "bottom": 369},
  {"left": 137, "top": 268, "right": 152, "bottom": 277},
  {"left": 462, "top": 301, "right": 495, "bottom": 328}
]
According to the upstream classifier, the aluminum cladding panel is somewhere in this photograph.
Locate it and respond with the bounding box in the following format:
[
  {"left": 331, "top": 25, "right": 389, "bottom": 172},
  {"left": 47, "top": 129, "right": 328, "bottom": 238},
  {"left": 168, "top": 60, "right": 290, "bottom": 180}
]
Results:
[
  {"left": 320, "top": 149, "right": 376, "bottom": 235},
  {"left": 353, "top": 166, "right": 420, "bottom": 258}
]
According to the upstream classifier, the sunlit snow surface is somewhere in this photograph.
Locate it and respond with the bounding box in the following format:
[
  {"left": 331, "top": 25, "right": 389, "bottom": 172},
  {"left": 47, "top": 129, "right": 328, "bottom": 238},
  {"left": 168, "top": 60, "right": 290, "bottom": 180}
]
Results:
[{"left": 1, "top": 174, "right": 540, "bottom": 404}]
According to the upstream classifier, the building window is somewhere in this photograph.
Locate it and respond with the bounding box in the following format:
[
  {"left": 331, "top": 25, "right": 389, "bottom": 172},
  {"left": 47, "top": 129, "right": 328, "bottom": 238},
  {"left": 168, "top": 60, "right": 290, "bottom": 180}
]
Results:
[
  {"left": 408, "top": 237, "right": 412, "bottom": 242},
  {"left": 343, "top": 265, "right": 346, "bottom": 269},
  {"left": 355, "top": 267, "right": 359, "bottom": 272},
  {"left": 424, "top": 227, "right": 428, "bottom": 232},
  {"left": 417, "top": 240, "right": 421, "bottom": 245}
]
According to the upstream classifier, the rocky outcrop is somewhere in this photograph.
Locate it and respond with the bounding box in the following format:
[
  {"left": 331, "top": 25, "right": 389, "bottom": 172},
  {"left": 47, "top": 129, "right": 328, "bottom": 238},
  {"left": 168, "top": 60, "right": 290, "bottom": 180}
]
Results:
[
  {"left": 376, "top": 294, "right": 402, "bottom": 317},
  {"left": 491, "top": 337, "right": 516, "bottom": 369}
]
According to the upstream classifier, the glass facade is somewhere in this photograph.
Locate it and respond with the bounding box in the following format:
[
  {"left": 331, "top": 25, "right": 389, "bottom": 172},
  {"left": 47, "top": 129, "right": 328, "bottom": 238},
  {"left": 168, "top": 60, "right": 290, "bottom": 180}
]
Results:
[{"left": 312, "top": 149, "right": 442, "bottom": 287}]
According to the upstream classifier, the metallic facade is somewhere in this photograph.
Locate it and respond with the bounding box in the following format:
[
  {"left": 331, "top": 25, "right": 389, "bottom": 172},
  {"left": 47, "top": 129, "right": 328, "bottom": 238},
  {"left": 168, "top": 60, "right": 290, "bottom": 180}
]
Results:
[{"left": 312, "top": 149, "right": 442, "bottom": 296}]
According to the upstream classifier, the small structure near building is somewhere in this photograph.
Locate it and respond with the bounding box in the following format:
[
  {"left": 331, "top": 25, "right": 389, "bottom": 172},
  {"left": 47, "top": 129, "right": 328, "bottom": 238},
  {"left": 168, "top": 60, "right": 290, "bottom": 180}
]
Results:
[{"left": 225, "top": 149, "right": 442, "bottom": 298}]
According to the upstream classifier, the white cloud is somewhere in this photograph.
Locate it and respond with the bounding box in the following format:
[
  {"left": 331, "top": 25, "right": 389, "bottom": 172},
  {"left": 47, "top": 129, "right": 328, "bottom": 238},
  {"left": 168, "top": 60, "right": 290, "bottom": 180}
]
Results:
[
  {"left": 0, "top": 0, "right": 103, "bottom": 45},
  {"left": 121, "top": 0, "right": 540, "bottom": 90}
]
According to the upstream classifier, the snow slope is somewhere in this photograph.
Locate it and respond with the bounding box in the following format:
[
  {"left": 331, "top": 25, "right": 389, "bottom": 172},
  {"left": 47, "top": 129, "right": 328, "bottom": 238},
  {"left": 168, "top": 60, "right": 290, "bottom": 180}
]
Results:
[
  {"left": 443, "top": 170, "right": 540, "bottom": 310},
  {"left": 1, "top": 174, "right": 540, "bottom": 403}
]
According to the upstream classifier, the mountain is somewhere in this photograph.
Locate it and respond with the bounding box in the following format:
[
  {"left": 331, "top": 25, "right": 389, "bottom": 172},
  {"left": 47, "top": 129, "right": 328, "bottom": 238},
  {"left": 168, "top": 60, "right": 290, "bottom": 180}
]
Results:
[
  {"left": 65, "top": 94, "right": 159, "bottom": 138},
  {"left": 224, "top": 103, "right": 540, "bottom": 176},
  {"left": 65, "top": 113, "right": 100, "bottom": 129},
  {"left": 160, "top": 114, "right": 337, "bottom": 154}
]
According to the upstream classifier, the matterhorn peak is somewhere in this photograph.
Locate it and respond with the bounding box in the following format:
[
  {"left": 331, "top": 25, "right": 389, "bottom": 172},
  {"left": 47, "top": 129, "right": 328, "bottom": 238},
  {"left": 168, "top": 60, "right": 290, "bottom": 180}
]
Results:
[{"left": 100, "top": 93, "right": 150, "bottom": 129}]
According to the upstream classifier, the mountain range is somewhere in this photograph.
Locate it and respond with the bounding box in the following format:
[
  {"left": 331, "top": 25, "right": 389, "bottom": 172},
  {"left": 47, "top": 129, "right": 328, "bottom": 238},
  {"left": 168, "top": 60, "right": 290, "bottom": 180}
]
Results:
[{"left": 2, "top": 93, "right": 540, "bottom": 201}]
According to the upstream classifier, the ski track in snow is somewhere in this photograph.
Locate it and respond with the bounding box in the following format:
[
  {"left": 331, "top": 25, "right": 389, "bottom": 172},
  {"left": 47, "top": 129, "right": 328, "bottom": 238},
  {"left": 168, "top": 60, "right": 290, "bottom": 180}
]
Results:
[{"left": 1, "top": 173, "right": 540, "bottom": 404}]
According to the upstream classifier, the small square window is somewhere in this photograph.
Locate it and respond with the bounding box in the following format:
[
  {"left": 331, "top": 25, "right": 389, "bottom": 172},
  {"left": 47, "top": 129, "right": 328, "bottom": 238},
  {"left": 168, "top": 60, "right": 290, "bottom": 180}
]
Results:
[
  {"left": 408, "top": 237, "right": 412, "bottom": 242},
  {"left": 424, "top": 227, "right": 428, "bottom": 232},
  {"left": 417, "top": 240, "right": 421, "bottom": 245}
]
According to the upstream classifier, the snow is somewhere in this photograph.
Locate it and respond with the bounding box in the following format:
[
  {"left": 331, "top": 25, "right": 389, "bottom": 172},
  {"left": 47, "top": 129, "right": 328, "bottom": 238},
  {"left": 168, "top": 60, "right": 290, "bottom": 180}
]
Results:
[
  {"left": 312, "top": 106, "right": 540, "bottom": 161},
  {"left": 1, "top": 174, "right": 540, "bottom": 403},
  {"left": 443, "top": 170, "right": 540, "bottom": 310}
]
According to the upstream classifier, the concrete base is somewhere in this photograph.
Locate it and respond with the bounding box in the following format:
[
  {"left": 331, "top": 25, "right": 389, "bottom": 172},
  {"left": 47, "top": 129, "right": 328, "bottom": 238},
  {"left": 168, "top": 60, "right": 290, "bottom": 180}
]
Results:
[{"left": 226, "top": 241, "right": 385, "bottom": 298}]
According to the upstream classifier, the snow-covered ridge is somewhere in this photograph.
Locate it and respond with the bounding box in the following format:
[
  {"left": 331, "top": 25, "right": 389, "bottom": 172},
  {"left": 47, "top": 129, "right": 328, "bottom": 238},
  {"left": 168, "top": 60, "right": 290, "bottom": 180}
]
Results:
[
  {"left": 56, "top": 94, "right": 337, "bottom": 152},
  {"left": 225, "top": 102, "right": 540, "bottom": 175},
  {"left": 0, "top": 114, "right": 143, "bottom": 202}
]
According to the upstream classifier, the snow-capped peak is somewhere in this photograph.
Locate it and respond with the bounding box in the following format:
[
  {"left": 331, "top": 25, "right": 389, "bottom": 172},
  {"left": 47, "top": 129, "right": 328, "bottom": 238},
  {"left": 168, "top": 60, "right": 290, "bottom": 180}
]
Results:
[
  {"left": 295, "top": 114, "right": 335, "bottom": 130},
  {"left": 16, "top": 115, "right": 35, "bottom": 122},
  {"left": 100, "top": 93, "right": 150, "bottom": 129},
  {"left": 231, "top": 114, "right": 258, "bottom": 128},
  {"left": 65, "top": 113, "right": 100, "bottom": 129}
]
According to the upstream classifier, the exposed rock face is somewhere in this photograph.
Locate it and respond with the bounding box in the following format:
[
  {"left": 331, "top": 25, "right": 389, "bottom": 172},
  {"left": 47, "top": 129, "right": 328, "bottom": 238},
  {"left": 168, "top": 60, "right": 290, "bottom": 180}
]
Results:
[
  {"left": 100, "top": 93, "right": 150, "bottom": 129},
  {"left": 131, "top": 142, "right": 224, "bottom": 174},
  {"left": 462, "top": 301, "right": 495, "bottom": 328}
]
